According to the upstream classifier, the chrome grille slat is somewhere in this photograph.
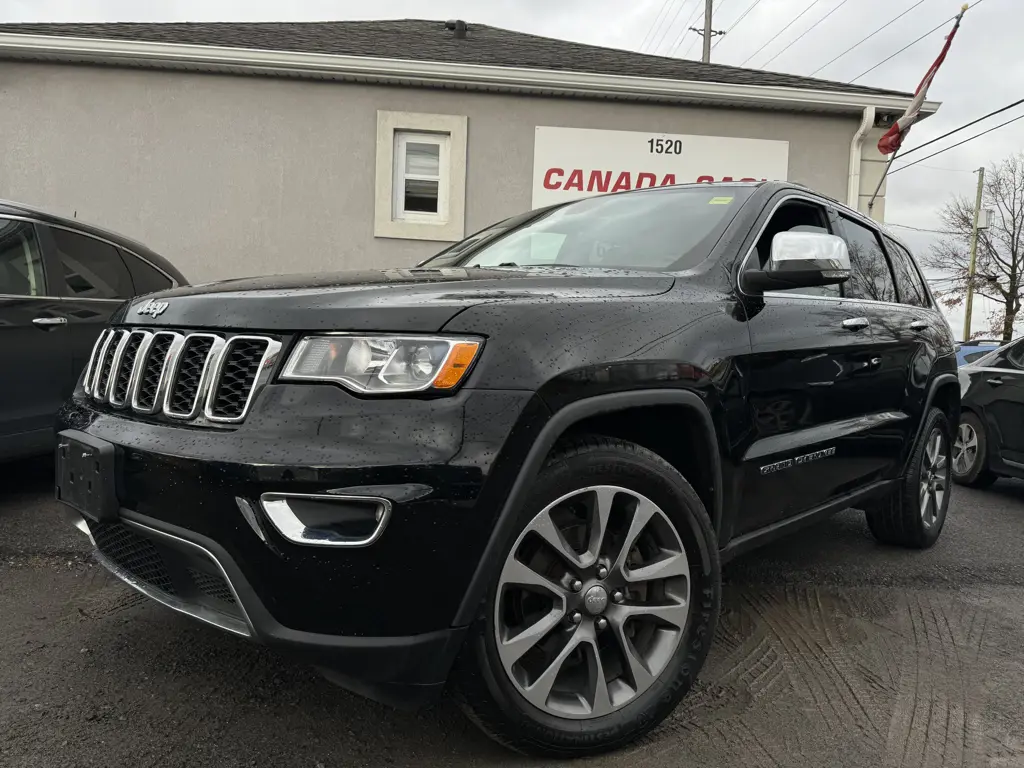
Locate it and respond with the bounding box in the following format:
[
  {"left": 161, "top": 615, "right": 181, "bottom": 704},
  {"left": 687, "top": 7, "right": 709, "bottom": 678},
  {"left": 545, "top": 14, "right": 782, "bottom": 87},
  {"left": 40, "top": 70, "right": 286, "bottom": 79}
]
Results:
[
  {"left": 94, "top": 330, "right": 126, "bottom": 402},
  {"left": 204, "top": 336, "right": 281, "bottom": 424},
  {"left": 110, "top": 331, "right": 151, "bottom": 408},
  {"left": 163, "top": 334, "right": 226, "bottom": 420},
  {"left": 132, "top": 332, "right": 183, "bottom": 414},
  {"left": 81, "top": 330, "right": 110, "bottom": 396},
  {"left": 87, "top": 328, "right": 276, "bottom": 426}
]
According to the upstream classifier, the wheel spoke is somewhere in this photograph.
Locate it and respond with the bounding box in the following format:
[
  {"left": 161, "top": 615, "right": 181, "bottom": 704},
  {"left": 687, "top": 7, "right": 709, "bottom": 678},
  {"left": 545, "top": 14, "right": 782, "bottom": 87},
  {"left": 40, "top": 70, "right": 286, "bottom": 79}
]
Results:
[
  {"left": 919, "top": 481, "right": 930, "bottom": 517},
  {"left": 497, "top": 606, "right": 566, "bottom": 667},
  {"left": 611, "top": 498, "right": 658, "bottom": 574},
  {"left": 612, "top": 598, "right": 688, "bottom": 629},
  {"left": 524, "top": 628, "right": 584, "bottom": 709},
  {"left": 624, "top": 551, "right": 690, "bottom": 584},
  {"left": 966, "top": 434, "right": 978, "bottom": 450},
  {"left": 930, "top": 488, "right": 940, "bottom": 521},
  {"left": 608, "top": 618, "right": 654, "bottom": 691},
  {"left": 580, "top": 636, "right": 613, "bottom": 717},
  {"left": 934, "top": 452, "right": 948, "bottom": 472},
  {"left": 532, "top": 511, "right": 586, "bottom": 570},
  {"left": 583, "top": 487, "right": 617, "bottom": 565},
  {"left": 502, "top": 557, "right": 567, "bottom": 599}
]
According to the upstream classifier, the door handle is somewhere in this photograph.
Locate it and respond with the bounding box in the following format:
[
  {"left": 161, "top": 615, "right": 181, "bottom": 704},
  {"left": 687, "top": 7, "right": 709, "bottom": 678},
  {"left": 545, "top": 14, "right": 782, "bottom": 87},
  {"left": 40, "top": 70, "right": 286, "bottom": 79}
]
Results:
[
  {"left": 987, "top": 377, "right": 1004, "bottom": 387},
  {"left": 841, "top": 317, "right": 870, "bottom": 332},
  {"left": 909, "top": 320, "right": 930, "bottom": 331},
  {"left": 32, "top": 316, "right": 68, "bottom": 327}
]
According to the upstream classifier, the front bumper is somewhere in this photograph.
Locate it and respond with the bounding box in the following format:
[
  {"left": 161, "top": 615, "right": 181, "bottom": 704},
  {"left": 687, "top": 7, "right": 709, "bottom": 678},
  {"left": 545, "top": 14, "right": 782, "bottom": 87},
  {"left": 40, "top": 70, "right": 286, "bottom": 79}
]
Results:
[
  {"left": 58, "top": 383, "right": 547, "bottom": 706},
  {"left": 66, "top": 505, "right": 467, "bottom": 707}
]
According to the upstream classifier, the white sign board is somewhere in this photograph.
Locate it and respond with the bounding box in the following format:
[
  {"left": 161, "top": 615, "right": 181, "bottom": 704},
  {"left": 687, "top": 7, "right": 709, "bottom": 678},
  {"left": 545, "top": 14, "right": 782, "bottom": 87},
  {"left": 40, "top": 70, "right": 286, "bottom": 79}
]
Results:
[{"left": 532, "top": 126, "right": 789, "bottom": 208}]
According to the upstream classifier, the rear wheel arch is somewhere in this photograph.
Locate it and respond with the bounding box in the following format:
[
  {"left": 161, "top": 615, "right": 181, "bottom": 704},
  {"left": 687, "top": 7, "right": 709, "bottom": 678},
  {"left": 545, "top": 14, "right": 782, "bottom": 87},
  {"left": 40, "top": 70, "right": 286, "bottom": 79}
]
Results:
[{"left": 452, "top": 389, "right": 723, "bottom": 628}]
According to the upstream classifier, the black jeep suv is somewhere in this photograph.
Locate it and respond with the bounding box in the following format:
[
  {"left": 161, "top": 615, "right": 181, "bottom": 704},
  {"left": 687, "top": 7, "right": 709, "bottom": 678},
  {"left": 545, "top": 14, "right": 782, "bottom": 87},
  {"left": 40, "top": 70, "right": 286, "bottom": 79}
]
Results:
[{"left": 56, "top": 182, "right": 959, "bottom": 756}]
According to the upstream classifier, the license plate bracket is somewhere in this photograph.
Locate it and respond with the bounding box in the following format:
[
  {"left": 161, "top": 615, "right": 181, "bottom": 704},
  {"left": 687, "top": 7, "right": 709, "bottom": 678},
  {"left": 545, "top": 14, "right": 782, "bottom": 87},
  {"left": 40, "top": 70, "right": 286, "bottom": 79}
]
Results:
[{"left": 55, "top": 430, "right": 119, "bottom": 522}]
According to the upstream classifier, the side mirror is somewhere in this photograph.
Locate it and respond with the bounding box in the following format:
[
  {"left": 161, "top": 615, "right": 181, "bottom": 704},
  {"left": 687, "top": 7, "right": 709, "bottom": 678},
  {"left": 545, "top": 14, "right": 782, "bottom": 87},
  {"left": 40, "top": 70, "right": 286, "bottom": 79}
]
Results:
[{"left": 742, "top": 231, "right": 851, "bottom": 293}]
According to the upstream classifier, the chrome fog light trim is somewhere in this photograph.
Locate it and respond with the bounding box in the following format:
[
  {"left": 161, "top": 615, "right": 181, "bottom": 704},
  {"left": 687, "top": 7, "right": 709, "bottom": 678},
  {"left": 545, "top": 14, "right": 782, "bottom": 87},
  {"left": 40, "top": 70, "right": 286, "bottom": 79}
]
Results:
[{"left": 259, "top": 492, "right": 392, "bottom": 548}]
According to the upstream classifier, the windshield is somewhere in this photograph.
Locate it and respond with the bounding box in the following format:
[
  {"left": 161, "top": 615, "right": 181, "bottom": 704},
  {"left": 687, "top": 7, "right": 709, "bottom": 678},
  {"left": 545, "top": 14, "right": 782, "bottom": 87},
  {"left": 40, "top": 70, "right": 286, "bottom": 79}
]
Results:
[{"left": 424, "top": 186, "right": 752, "bottom": 272}]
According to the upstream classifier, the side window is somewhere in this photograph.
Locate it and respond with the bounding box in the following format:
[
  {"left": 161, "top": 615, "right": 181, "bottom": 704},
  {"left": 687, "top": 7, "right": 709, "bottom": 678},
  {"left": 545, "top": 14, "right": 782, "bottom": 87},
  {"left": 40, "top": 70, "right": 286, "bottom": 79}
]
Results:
[
  {"left": 49, "top": 228, "right": 133, "bottom": 300},
  {"left": 1001, "top": 341, "right": 1024, "bottom": 370},
  {"left": 0, "top": 220, "right": 46, "bottom": 297},
  {"left": 122, "top": 250, "right": 173, "bottom": 294},
  {"left": 754, "top": 200, "right": 839, "bottom": 298},
  {"left": 883, "top": 236, "right": 928, "bottom": 307},
  {"left": 840, "top": 216, "right": 897, "bottom": 303}
]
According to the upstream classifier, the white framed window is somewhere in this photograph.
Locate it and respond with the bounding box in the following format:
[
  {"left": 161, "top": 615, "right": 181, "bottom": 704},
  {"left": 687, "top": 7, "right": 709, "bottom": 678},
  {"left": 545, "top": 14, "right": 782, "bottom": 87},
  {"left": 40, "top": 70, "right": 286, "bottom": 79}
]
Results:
[
  {"left": 393, "top": 132, "right": 450, "bottom": 222},
  {"left": 375, "top": 111, "right": 467, "bottom": 242}
]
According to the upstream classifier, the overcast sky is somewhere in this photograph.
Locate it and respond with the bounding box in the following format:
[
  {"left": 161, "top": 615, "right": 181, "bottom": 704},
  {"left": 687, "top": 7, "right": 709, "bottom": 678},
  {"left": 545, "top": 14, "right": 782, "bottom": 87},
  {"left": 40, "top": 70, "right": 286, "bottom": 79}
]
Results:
[{"left": 1, "top": 0, "right": 1019, "bottom": 336}]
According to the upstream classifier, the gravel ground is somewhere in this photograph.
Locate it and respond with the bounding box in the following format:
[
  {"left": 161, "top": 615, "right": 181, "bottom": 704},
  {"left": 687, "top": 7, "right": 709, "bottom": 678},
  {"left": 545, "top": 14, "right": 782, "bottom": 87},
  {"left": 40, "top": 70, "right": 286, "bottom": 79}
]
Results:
[{"left": 2, "top": 457, "right": 1024, "bottom": 767}]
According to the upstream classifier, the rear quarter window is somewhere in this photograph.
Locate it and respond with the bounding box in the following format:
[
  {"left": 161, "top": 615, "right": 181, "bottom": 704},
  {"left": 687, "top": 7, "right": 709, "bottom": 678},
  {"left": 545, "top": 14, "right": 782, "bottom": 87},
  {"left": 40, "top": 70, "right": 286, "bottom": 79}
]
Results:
[{"left": 122, "top": 250, "right": 174, "bottom": 294}]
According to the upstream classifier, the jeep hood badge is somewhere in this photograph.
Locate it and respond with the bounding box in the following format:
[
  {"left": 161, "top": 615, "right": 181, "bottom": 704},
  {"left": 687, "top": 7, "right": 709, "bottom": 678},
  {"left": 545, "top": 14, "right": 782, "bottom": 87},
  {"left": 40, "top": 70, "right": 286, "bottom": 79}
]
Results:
[{"left": 136, "top": 298, "right": 170, "bottom": 318}]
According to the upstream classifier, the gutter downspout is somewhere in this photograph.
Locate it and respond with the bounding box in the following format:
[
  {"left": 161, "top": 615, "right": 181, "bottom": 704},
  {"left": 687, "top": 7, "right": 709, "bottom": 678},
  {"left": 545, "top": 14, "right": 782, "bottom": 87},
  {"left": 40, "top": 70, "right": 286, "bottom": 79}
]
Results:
[{"left": 847, "top": 106, "right": 875, "bottom": 211}]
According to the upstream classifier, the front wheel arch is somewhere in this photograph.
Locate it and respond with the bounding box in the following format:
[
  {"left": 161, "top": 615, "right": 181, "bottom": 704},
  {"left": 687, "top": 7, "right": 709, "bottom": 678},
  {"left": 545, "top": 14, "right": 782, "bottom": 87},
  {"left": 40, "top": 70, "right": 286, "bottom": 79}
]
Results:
[{"left": 452, "top": 390, "right": 722, "bottom": 628}]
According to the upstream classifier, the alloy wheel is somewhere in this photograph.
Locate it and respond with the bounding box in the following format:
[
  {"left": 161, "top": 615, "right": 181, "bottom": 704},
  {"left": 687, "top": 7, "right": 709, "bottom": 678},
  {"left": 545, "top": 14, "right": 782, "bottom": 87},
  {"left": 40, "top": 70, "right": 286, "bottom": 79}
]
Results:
[
  {"left": 920, "top": 428, "right": 949, "bottom": 528},
  {"left": 953, "top": 422, "right": 978, "bottom": 476},
  {"left": 494, "top": 485, "right": 689, "bottom": 719}
]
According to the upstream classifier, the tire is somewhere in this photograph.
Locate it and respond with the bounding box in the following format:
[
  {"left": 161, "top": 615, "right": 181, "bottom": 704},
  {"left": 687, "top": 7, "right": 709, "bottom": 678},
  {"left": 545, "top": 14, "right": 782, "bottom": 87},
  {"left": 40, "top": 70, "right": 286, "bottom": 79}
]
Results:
[
  {"left": 866, "top": 407, "right": 952, "bottom": 549},
  {"left": 952, "top": 411, "right": 997, "bottom": 488},
  {"left": 453, "top": 436, "right": 721, "bottom": 757}
]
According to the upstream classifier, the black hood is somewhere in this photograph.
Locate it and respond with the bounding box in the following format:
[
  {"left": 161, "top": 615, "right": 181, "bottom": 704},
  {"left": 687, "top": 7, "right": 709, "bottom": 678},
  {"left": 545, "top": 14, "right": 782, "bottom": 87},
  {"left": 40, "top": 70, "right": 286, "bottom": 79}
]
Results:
[{"left": 117, "top": 267, "right": 675, "bottom": 332}]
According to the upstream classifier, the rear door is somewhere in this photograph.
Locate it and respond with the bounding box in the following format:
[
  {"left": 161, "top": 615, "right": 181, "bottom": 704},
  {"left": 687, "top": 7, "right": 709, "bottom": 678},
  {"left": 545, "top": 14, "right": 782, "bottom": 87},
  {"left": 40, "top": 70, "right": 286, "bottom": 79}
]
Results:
[
  {"left": 968, "top": 340, "right": 1024, "bottom": 469},
  {"left": 833, "top": 214, "right": 918, "bottom": 474},
  {"left": 736, "top": 194, "right": 897, "bottom": 535},
  {"left": 37, "top": 225, "right": 134, "bottom": 399},
  {"left": 0, "top": 218, "right": 69, "bottom": 458}
]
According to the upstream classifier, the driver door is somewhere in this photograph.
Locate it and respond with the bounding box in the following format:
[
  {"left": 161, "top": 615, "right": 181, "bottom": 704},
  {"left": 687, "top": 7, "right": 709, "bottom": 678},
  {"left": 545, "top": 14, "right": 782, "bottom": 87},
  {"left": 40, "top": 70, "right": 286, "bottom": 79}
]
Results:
[{"left": 735, "top": 194, "right": 893, "bottom": 535}]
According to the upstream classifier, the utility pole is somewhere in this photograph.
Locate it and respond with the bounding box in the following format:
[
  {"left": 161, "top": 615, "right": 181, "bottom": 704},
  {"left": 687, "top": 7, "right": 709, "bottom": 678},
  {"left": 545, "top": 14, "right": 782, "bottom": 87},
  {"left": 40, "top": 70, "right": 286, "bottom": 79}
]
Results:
[
  {"left": 963, "top": 166, "right": 986, "bottom": 342},
  {"left": 690, "top": 0, "right": 725, "bottom": 63}
]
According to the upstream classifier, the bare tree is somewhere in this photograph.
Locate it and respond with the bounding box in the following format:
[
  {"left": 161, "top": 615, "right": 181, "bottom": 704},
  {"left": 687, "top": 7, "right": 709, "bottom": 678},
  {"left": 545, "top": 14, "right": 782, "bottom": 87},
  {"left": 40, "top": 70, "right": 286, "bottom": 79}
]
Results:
[{"left": 926, "top": 152, "right": 1024, "bottom": 342}]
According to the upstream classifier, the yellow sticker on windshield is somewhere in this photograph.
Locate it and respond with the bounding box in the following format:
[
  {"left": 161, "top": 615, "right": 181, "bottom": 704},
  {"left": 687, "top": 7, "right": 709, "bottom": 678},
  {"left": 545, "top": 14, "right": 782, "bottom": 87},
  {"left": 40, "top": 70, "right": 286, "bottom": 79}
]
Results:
[{"left": 709, "top": 196, "right": 734, "bottom": 205}]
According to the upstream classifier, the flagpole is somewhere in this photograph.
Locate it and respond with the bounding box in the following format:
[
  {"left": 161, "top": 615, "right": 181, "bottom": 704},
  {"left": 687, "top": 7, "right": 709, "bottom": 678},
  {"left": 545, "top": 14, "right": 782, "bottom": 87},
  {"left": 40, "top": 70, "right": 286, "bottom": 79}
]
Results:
[{"left": 867, "top": 148, "right": 899, "bottom": 217}]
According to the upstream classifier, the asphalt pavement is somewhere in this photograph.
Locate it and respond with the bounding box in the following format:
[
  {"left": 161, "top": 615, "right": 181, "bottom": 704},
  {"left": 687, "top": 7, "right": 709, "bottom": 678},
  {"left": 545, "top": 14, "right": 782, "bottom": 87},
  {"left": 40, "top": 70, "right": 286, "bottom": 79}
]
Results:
[{"left": 2, "top": 456, "right": 1024, "bottom": 768}]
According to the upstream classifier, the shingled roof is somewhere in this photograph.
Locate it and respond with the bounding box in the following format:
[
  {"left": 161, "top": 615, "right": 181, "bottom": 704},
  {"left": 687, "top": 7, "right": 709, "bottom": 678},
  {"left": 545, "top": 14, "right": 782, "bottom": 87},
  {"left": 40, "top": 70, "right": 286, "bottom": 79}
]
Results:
[{"left": 0, "top": 19, "right": 910, "bottom": 99}]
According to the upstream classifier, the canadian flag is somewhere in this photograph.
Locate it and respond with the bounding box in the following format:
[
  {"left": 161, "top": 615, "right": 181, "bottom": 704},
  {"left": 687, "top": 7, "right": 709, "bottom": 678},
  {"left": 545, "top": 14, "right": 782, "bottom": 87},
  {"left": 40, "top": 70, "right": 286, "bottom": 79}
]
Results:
[{"left": 877, "top": 4, "right": 969, "bottom": 156}]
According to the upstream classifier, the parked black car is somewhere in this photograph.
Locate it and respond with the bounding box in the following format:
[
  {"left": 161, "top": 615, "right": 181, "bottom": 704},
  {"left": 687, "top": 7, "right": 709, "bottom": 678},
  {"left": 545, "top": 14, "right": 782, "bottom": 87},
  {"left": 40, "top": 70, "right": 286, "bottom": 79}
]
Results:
[
  {"left": 55, "top": 181, "right": 958, "bottom": 756},
  {"left": 0, "top": 200, "right": 186, "bottom": 461},
  {"left": 953, "top": 336, "right": 1024, "bottom": 486}
]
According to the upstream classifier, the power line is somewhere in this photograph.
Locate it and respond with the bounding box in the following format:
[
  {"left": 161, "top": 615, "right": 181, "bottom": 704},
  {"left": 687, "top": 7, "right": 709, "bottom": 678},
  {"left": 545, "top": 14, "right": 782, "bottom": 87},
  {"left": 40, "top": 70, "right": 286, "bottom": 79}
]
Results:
[
  {"left": 890, "top": 111, "right": 1024, "bottom": 175},
  {"left": 808, "top": 0, "right": 929, "bottom": 76},
  {"left": 760, "top": 0, "right": 854, "bottom": 68},
  {"left": 639, "top": 0, "right": 675, "bottom": 51},
  {"left": 740, "top": 0, "right": 828, "bottom": 68},
  {"left": 711, "top": 0, "right": 765, "bottom": 50},
  {"left": 885, "top": 222, "right": 955, "bottom": 235},
  {"left": 851, "top": 0, "right": 988, "bottom": 82},
  {"left": 900, "top": 98, "right": 1024, "bottom": 158},
  {"left": 648, "top": 0, "right": 695, "bottom": 54}
]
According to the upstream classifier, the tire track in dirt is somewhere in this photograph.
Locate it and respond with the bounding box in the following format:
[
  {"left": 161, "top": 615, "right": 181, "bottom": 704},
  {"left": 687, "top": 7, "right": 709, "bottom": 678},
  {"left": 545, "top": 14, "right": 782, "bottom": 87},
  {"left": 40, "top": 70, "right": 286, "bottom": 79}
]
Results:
[
  {"left": 743, "top": 586, "right": 884, "bottom": 743},
  {"left": 883, "top": 594, "right": 984, "bottom": 768}
]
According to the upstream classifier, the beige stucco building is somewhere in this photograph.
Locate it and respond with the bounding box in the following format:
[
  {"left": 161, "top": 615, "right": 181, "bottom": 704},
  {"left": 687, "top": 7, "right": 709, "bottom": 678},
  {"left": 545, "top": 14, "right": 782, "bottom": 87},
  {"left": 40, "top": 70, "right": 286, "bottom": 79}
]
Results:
[{"left": 0, "top": 19, "right": 937, "bottom": 283}]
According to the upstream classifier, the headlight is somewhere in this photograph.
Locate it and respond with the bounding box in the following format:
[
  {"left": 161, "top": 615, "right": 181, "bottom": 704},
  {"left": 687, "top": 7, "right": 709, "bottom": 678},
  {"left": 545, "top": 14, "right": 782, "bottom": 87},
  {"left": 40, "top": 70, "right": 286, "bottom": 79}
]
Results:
[{"left": 281, "top": 334, "right": 482, "bottom": 394}]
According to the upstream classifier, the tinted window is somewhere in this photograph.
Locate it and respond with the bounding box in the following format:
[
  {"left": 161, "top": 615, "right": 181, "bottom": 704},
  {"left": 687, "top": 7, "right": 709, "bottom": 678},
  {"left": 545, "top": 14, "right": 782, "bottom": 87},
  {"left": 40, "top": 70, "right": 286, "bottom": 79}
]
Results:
[
  {"left": 1003, "top": 340, "right": 1024, "bottom": 370},
  {"left": 754, "top": 200, "right": 839, "bottom": 298},
  {"left": 122, "top": 250, "right": 173, "bottom": 294},
  {"left": 964, "top": 350, "right": 995, "bottom": 364},
  {"left": 461, "top": 186, "right": 753, "bottom": 271},
  {"left": 841, "top": 216, "right": 897, "bottom": 303},
  {"left": 50, "top": 228, "right": 133, "bottom": 299},
  {"left": 883, "top": 236, "right": 928, "bottom": 307},
  {"left": 0, "top": 220, "right": 45, "bottom": 297}
]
